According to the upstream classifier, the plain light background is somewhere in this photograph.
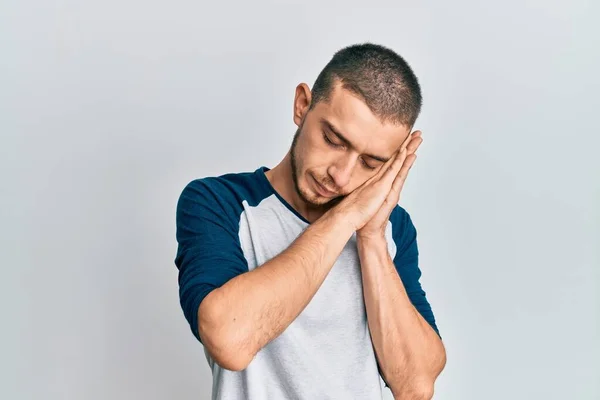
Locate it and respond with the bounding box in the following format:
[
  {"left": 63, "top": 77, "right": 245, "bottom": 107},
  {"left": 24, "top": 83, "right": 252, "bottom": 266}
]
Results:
[{"left": 1, "top": 1, "right": 598, "bottom": 399}]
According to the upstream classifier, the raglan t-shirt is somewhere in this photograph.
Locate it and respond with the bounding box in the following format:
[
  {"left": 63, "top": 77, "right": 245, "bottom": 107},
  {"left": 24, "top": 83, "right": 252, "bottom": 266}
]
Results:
[{"left": 174, "top": 166, "right": 440, "bottom": 400}]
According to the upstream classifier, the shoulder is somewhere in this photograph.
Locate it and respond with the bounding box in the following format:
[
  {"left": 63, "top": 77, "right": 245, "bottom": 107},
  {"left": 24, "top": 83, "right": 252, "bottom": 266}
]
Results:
[
  {"left": 175, "top": 168, "right": 272, "bottom": 235},
  {"left": 177, "top": 167, "right": 271, "bottom": 216},
  {"left": 179, "top": 169, "right": 258, "bottom": 203}
]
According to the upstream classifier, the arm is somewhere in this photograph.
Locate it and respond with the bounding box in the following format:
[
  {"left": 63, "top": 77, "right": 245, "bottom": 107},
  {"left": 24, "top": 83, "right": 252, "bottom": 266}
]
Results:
[
  {"left": 176, "top": 147, "right": 412, "bottom": 372},
  {"left": 196, "top": 209, "right": 355, "bottom": 371},
  {"left": 356, "top": 223, "right": 446, "bottom": 400}
]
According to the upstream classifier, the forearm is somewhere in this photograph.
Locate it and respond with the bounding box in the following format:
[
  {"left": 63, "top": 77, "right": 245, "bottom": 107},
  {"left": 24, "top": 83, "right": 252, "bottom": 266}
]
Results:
[
  {"left": 199, "top": 209, "right": 355, "bottom": 370},
  {"left": 357, "top": 236, "right": 446, "bottom": 399}
]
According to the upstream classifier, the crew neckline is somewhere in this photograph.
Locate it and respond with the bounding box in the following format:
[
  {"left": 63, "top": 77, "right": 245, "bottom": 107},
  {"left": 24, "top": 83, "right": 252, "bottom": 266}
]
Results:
[{"left": 255, "top": 166, "right": 311, "bottom": 225}]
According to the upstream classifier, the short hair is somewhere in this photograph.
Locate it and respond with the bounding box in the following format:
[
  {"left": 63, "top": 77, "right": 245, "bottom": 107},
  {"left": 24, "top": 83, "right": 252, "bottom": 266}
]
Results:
[{"left": 309, "top": 42, "right": 422, "bottom": 127}]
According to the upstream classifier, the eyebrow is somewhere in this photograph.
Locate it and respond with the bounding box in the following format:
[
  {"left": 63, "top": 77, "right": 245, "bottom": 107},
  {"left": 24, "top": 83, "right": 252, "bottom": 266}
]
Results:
[{"left": 320, "top": 118, "right": 391, "bottom": 163}]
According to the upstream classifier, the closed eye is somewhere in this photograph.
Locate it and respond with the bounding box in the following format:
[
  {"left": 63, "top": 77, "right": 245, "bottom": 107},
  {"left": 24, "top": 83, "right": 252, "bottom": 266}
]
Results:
[
  {"left": 361, "top": 159, "right": 377, "bottom": 170},
  {"left": 323, "top": 131, "right": 377, "bottom": 170},
  {"left": 323, "top": 132, "right": 342, "bottom": 147}
]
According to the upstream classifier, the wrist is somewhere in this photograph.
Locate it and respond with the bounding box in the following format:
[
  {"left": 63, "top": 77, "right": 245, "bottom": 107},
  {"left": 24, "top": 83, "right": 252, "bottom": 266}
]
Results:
[
  {"left": 322, "top": 207, "right": 359, "bottom": 233},
  {"left": 356, "top": 233, "right": 388, "bottom": 249},
  {"left": 356, "top": 234, "right": 394, "bottom": 274}
]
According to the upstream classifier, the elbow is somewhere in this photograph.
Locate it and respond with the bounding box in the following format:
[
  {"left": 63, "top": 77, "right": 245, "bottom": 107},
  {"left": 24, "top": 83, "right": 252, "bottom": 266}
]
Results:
[
  {"left": 391, "top": 342, "right": 445, "bottom": 399},
  {"left": 392, "top": 381, "right": 435, "bottom": 400},
  {"left": 197, "top": 290, "right": 254, "bottom": 371},
  {"left": 408, "top": 353, "right": 445, "bottom": 399},
  {"left": 389, "top": 367, "right": 440, "bottom": 400},
  {"left": 208, "top": 345, "right": 253, "bottom": 372},
  {"left": 431, "top": 338, "right": 447, "bottom": 377},
  {"left": 416, "top": 383, "right": 435, "bottom": 400}
]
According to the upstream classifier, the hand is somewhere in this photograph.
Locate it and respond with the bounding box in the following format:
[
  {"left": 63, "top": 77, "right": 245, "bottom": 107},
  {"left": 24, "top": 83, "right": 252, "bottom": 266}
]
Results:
[
  {"left": 357, "top": 131, "right": 423, "bottom": 239},
  {"left": 331, "top": 131, "right": 423, "bottom": 234}
]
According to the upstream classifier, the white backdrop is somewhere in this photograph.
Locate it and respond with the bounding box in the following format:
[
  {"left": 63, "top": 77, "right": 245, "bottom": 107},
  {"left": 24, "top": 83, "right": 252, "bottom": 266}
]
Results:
[{"left": 1, "top": 1, "right": 598, "bottom": 399}]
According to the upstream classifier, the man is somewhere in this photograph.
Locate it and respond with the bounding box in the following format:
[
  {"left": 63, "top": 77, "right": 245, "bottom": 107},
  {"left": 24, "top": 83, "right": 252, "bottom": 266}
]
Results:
[{"left": 174, "top": 42, "right": 446, "bottom": 400}]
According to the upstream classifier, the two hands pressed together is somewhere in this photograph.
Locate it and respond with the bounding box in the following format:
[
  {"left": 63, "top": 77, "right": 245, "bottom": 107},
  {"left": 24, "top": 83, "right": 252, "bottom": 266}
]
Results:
[
  {"left": 334, "top": 130, "right": 423, "bottom": 240},
  {"left": 327, "top": 130, "right": 446, "bottom": 399},
  {"left": 198, "top": 131, "right": 446, "bottom": 400}
]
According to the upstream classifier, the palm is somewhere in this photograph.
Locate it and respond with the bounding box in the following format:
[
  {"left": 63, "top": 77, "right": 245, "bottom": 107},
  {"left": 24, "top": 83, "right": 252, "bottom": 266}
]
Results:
[{"left": 357, "top": 131, "right": 423, "bottom": 238}]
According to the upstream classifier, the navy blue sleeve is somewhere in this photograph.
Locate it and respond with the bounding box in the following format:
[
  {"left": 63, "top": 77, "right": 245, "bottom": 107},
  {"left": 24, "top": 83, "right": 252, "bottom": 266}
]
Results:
[
  {"left": 174, "top": 178, "right": 249, "bottom": 342},
  {"left": 390, "top": 207, "right": 440, "bottom": 338}
]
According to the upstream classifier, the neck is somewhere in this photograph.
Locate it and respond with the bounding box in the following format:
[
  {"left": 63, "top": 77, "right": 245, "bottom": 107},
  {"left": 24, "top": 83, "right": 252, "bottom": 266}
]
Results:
[{"left": 264, "top": 152, "right": 328, "bottom": 223}]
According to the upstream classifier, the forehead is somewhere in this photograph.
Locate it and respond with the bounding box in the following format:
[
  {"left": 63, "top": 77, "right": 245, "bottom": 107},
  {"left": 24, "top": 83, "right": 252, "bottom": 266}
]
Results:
[{"left": 314, "top": 83, "right": 410, "bottom": 153}]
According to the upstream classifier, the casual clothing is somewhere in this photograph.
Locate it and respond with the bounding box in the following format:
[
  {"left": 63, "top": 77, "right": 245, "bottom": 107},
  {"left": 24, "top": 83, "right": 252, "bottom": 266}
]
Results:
[{"left": 174, "top": 166, "right": 439, "bottom": 400}]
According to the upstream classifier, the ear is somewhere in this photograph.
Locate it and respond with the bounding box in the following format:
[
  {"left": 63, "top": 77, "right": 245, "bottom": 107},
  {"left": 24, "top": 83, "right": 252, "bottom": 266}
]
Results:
[{"left": 293, "top": 83, "right": 312, "bottom": 127}]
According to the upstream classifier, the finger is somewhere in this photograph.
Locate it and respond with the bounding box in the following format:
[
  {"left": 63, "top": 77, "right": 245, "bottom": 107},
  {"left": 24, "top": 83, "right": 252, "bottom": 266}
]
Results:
[
  {"left": 405, "top": 135, "right": 423, "bottom": 155},
  {"left": 399, "top": 130, "right": 422, "bottom": 155},
  {"left": 357, "top": 150, "right": 398, "bottom": 190},
  {"left": 374, "top": 130, "right": 421, "bottom": 182},
  {"left": 384, "top": 177, "right": 402, "bottom": 207},
  {"left": 391, "top": 153, "right": 416, "bottom": 193},
  {"left": 399, "top": 134, "right": 412, "bottom": 152},
  {"left": 381, "top": 147, "right": 408, "bottom": 185},
  {"left": 401, "top": 129, "right": 419, "bottom": 146},
  {"left": 373, "top": 148, "right": 401, "bottom": 180}
]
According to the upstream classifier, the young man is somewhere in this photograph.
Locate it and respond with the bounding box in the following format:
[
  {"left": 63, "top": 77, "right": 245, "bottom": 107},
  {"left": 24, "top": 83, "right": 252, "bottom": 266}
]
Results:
[{"left": 174, "top": 43, "right": 446, "bottom": 400}]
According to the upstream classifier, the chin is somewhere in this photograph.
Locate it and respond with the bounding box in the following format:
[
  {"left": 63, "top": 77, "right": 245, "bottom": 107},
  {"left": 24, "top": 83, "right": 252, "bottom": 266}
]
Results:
[
  {"left": 298, "top": 179, "right": 329, "bottom": 207},
  {"left": 302, "top": 188, "right": 328, "bottom": 206}
]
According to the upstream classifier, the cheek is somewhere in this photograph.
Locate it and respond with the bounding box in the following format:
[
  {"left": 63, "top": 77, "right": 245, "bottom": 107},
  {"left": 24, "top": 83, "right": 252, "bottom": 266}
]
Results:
[
  {"left": 298, "top": 131, "right": 331, "bottom": 168},
  {"left": 341, "top": 170, "right": 375, "bottom": 195}
]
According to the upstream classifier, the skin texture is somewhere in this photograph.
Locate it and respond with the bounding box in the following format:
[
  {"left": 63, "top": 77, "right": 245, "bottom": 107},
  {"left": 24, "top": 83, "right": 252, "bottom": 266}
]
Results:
[
  {"left": 198, "top": 79, "right": 446, "bottom": 399},
  {"left": 265, "top": 80, "right": 413, "bottom": 223}
]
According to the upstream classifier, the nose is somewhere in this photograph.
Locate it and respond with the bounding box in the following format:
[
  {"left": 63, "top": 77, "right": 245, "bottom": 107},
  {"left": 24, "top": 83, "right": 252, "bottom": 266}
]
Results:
[{"left": 327, "top": 155, "right": 356, "bottom": 189}]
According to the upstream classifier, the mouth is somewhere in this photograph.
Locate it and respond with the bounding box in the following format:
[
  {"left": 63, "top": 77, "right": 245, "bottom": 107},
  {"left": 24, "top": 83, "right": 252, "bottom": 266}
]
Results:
[{"left": 311, "top": 174, "right": 337, "bottom": 197}]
